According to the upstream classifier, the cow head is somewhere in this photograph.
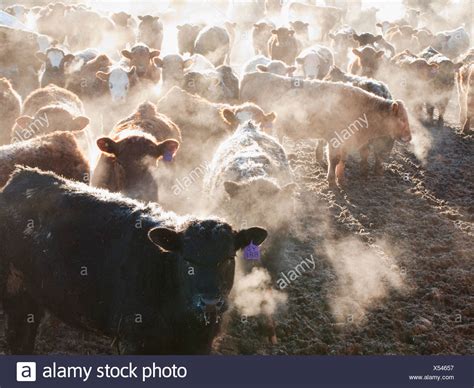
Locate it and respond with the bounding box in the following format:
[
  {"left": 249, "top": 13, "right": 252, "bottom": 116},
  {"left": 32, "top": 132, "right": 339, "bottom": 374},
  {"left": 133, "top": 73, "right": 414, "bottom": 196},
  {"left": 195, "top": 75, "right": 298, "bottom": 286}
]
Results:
[
  {"left": 138, "top": 15, "right": 160, "bottom": 30},
  {"left": 296, "top": 51, "right": 323, "bottom": 79},
  {"left": 289, "top": 21, "right": 309, "bottom": 37},
  {"left": 148, "top": 220, "right": 268, "bottom": 324},
  {"left": 353, "top": 33, "right": 383, "bottom": 47},
  {"left": 97, "top": 133, "right": 179, "bottom": 167},
  {"left": 154, "top": 54, "right": 194, "bottom": 86},
  {"left": 404, "top": 58, "right": 439, "bottom": 81},
  {"left": 256, "top": 61, "right": 296, "bottom": 76},
  {"left": 387, "top": 100, "right": 411, "bottom": 143},
  {"left": 111, "top": 12, "right": 133, "bottom": 27},
  {"left": 36, "top": 48, "right": 75, "bottom": 71},
  {"left": 415, "top": 29, "right": 434, "bottom": 49},
  {"left": 253, "top": 21, "right": 275, "bottom": 36},
  {"left": 122, "top": 44, "right": 160, "bottom": 77},
  {"left": 96, "top": 66, "right": 137, "bottom": 103},
  {"left": 352, "top": 46, "right": 384, "bottom": 77},
  {"left": 220, "top": 104, "right": 276, "bottom": 132},
  {"left": 15, "top": 106, "right": 89, "bottom": 137},
  {"left": 271, "top": 27, "right": 295, "bottom": 43}
]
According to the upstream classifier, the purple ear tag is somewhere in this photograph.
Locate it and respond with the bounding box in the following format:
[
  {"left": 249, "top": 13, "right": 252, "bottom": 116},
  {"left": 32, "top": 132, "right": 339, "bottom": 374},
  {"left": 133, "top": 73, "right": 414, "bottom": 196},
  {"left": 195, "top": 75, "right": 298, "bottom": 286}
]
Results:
[
  {"left": 163, "top": 150, "right": 173, "bottom": 162},
  {"left": 244, "top": 241, "right": 260, "bottom": 261}
]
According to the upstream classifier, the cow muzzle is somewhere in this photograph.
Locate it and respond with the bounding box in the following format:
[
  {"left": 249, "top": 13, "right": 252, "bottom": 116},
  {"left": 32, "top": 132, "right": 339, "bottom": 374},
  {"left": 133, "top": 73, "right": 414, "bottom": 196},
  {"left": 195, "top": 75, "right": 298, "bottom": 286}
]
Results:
[{"left": 198, "top": 296, "right": 225, "bottom": 325}]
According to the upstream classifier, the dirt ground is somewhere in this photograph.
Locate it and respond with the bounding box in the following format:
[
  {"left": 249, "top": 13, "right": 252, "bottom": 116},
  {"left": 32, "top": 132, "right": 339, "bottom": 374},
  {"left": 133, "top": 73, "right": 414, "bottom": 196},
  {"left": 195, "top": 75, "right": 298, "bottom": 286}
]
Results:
[{"left": 0, "top": 107, "right": 472, "bottom": 355}]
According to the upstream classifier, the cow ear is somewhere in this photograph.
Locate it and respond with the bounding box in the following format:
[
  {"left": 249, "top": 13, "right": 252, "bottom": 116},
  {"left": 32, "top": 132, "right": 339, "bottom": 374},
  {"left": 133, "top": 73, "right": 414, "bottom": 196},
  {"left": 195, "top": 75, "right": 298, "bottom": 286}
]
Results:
[
  {"left": 220, "top": 108, "right": 236, "bottom": 126},
  {"left": 72, "top": 116, "right": 89, "bottom": 131},
  {"left": 256, "top": 64, "right": 268, "bottom": 72},
  {"left": 138, "top": 15, "right": 145, "bottom": 20},
  {"left": 177, "top": 24, "right": 183, "bottom": 30},
  {"left": 121, "top": 49, "right": 132, "bottom": 59},
  {"left": 153, "top": 57, "right": 163, "bottom": 67},
  {"left": 150, "top": 50, "right": 160, "bottom": 58},
  {"left": 156, "top": 139, "right": 180, "bottom": 159},
  {"left": 286, "top": 65, "right": 296, "bottom": 75},
  {"left": 304, "top": 22, "right": 309, "bottom": 26},
  {"left": 128, "top": 66, "right": 136, "bottom": 75},
  {"left": 97, "top": 137, "right": 118, "bottom": 154},
  {"left": 352, "top": 48, "right": 361, "bottom": 56},
  {"left": 148, "top": 227, "right": 182, "bottom": 252},
  {"left": 391, "top": 101, "right": 399, "bottom": 115},
  {"left": 353, "top": 34, "right": 361, "bottom": 41},
  {"left": 16, "top": 116, "right": 34, "bottom": 128},
  {"left": 376, "top": 22, "right": 382, "bottom": 27},
  {"left": 376, "top": 50, "right": 384, "bottom": 58},
  {"left": 35, "top": 52, "right": 47, "bottom": 62},
  {"left": 235, "top": 227, "right": 268, "bottom": 250},
  {"left": 224, "top": 181, "right": 241, "bottom": 197},
  {"left": 64, "top": 54, "right": 75, "bottom": 63},
  {"left": 375, "top": 35, "right": 383, "bottom": 41},
  {"left": 96, "top": 71, "right": 109, "bottom": 81},
  {"left": 153, "top": 16, "right": 160, "bottom": 21},
  {"left": 265, "top": 111, "right": 276, "bottom": 122},
  {"left": 454, "top": 62, "right": 463, "bottom": 71}
]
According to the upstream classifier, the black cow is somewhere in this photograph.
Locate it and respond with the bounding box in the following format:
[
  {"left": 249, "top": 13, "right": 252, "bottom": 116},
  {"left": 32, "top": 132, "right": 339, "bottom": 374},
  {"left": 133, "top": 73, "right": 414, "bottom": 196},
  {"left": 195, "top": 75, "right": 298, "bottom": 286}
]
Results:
[{"left": 0, "top": 167, "right": 268, "bottom": 355}]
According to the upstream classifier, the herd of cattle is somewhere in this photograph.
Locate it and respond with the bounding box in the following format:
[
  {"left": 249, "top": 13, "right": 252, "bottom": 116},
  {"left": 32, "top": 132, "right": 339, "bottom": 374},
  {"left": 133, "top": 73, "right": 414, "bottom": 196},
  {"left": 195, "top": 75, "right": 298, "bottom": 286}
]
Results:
[{"left": 0, "top": 0, "right": 472, "bottom": 354}]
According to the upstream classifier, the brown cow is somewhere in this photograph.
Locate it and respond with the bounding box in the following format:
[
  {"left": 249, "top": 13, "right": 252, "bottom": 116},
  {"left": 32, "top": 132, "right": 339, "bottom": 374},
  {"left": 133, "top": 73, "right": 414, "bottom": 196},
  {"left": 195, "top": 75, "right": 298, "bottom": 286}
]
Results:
[
  {"left": 0, "top": 78, "right": 21, "bottom": 146},
  {"left": 121, "top": 44, "right": 161, "bottom": 82},
  {"left": 268, "top": 27, "right": 299, "bottom": 65},
  {"left": 92, "top": 102, "right": 180, "bottom": 202},
  {"left": 0, "top": 131, "right": 90, "bottom": 188},
  {"left": 252, "top": 20, "right": 275, "bottom": 56},
  {"left": 177, "top": 23, "right": 204, "bottom": 55},
  {"left": 348, "top": 46, "right": 385, "bottom": 77},
  {"left": 137, "top": 15, "right": 163, "bottom": 51}
]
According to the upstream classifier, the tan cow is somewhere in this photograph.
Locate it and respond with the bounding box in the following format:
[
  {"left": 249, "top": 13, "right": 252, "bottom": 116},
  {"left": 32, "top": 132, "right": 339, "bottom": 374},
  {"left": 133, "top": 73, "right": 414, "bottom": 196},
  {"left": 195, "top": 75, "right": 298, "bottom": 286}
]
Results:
[{"left": 241, "top": 71, "right": 411, "bottom": 186}]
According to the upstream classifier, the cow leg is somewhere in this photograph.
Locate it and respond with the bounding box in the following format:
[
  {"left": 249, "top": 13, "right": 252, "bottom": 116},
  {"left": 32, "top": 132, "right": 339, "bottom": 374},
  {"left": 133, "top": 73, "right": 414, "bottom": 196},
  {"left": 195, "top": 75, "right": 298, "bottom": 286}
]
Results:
[
  {"left": 315, "top": 140, "right": 326, "bottom": 162},
  {"left": 426, "top": 104, "right": 435, "bottom": 122},
  {"left": 437, "top": 102, "right": 447, "bottom": 127},
  {"left": 335, "top": 149, "right": 347, "bottom": 186},
  {"left": 335, "top": 160, "right": 346, "bottom": 186},
  {"left": 359, "top": 145, "right": 370, "bottom": 177},
  {"left": 266, "top": 315, "right": 278, "bottom": 345},
  {"left": 374, "top": 152, "right": 385, "bottom": 176},
  {"left": 327, "top": 147, "right": 339, "bottom": 188},
  {"left": 3, "top": 291, "right": 43, "bottom": 354},
  {"left": 462, "top": 117, "right": 471, "bottom": 133}
]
